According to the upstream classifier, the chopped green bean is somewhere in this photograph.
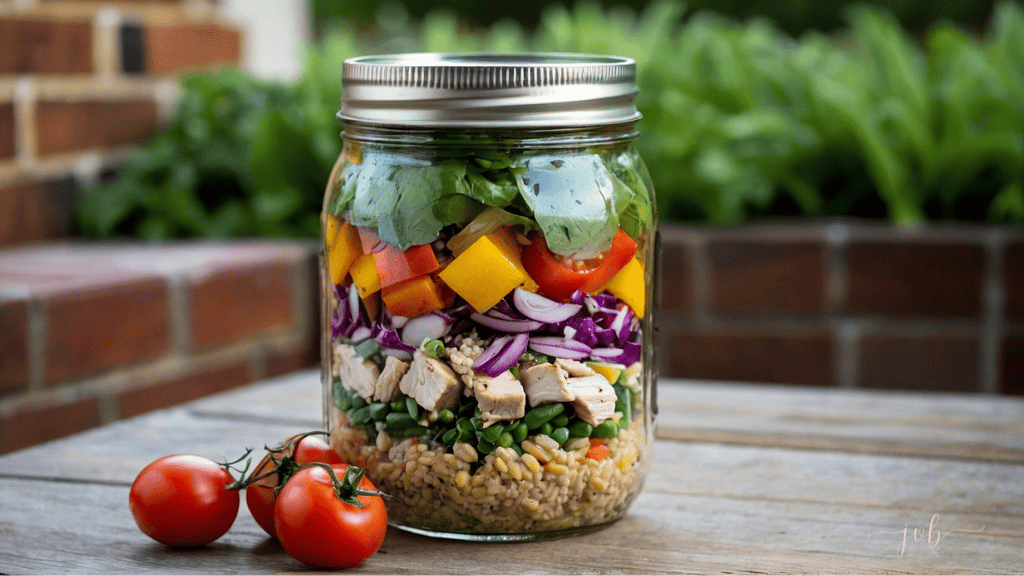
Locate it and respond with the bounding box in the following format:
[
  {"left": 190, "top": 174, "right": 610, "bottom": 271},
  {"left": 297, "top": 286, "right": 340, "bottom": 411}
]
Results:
[
  {"left": 405, "top": 397, "right": 419, "bottom": 419},
  {"left": 350, "top": 395, "right": 368, "bottom": 410},
  {"left": 567, "top": 420, "right": 593, "bottom": 437},
  {"left": 550, "top": 413, "right": 570, "bottom": 428},
  {"left": 537, "top": 422, "right": 554, "bottom": 436},
  {"left": 496, "top": 432, "right": 514, "bottom": 448},
  {"left": 386, "top": 412, "right": 418, "bottom": 429},
  {"left": 391, "top": 399, "right": 406, "bottom": 412},
  {"left": 349, "top": 406, "right": 371, "bottom": 425},
  {"left": 480, "top": 423, "right": 504, "bottom": 443},
  {"left": 524, "top": 403, "right": 565, "bottom": 429},
  {"left": 368, "top": 402, "right": 389, "bottom": 421},
  {"left": 510, "top": 422, "right": 528, "bottom": 443},
  {"left": 442, "top": 428, "right": 460, "bottom": 446},
  {"left": 591, "top": 419, "right": 618, "bottom": 439}
]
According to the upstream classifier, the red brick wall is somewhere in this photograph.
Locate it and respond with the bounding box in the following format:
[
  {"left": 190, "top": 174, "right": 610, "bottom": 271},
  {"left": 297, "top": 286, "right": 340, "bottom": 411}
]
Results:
[
  {"left": 657, "top": 221, "right": 1024, "bottom": 395},
  {"left": 0, "top": 242, "right": 319, "bottom": 455},
  {"left": 0, "top": 0, "right": 241, "bottom": 248}
]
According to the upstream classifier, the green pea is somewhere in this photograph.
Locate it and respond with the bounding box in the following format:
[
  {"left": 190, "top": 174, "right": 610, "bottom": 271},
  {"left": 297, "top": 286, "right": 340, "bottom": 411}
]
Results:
[
  {"left": 591, "top": 419, "right": 619, "bottom": 439},
  {"left": 510, "top": 422, "right": 528, "bottom": 443},
  {"left": 496, "top": 432, "right": 514, "bottom": 448},
  {"left": 349, "top": 406, "right": 371, "bottom": 425},
  {"left": 477, "top": 439, "right": 495, "bottom": 455},
  {"left": 386, "top": 412, "right": 417, "bottom": 429},
  {"left": 567, "top": 420, "right": 593, "bottom": 438},
  {"left": 350, "top": 395, "right": 368, "bottom": 410},
  {"left": 550, "top": 413, "right": 569, "bottom": 428},
  {"left": 550, "top": 427, "right": 570, "bottom": 445},
  {"left": 406, "top": 397, "right": 419, "bottom": 419},
  {"left": 524, "top": 403, "right": 565, "bottom": 429},
  {"left": 537, "top": 422, "right": 553, "bottom": 436},
  {"left": 437, "top": 409, "right": 455, "bottom": 424},
  {"left": 480, "top": 423, "right": 504, "bottom": 443},
  {"left": 442, "top": 428, "right": 460, "bottom": 446},
  {"left": 367, "top": 402, "right": 388, "bottom": 421}
]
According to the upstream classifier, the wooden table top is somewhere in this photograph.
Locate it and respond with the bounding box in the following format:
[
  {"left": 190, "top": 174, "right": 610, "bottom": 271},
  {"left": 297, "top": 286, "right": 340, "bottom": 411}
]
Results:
[{"left": 1, "top": 371, "right": 1022, "bottom": 574}]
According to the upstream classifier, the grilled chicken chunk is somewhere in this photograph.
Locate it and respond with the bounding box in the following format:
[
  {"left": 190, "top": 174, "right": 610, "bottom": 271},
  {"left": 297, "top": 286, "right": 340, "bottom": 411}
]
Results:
[
  {"left": 555, "top": 358, "right": 597, "bottom": 377},
  {"left": 334, "top": 343, "right": 381, "bottom": 400},
  {"left": 475, "top": 371, "right": 526, "bottom": 424},
  {"left": 520, "top": 362, "right": 576, "bottom": 407},
  {"left": 373, "top": 356, "right": 410, "bottom": 402},
  {"left": 569, "top": 374, "right": 617, "bottom": 426},
  {"left": 399, "top": 350, "right": 463, "bottom": 414}
]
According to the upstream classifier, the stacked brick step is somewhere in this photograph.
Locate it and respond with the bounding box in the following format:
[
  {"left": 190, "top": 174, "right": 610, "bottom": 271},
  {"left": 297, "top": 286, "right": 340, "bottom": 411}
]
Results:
[
  {"left": 657, "top": 221, "right": 1024, "bottom": 395},
  {"left": 0, "top": 242, "right": 320, "bottom": 454},
  {"left": 1, "top": 0, "right": 241, "bottom": 246}
]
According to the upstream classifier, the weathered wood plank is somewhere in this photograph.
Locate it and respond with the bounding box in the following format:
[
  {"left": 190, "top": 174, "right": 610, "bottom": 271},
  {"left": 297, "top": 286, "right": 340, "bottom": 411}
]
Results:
[
  {"left": 1, "top": 476, "right": 1019, "bottom": 575},
  {"left": 656, "top": 381, "right": 1024, "bottom": 462},
  {"left": 0, "top": 409, "right": 302, "bottom": 484},
  {"left": 184, "top": 371, "right": 1024, "bottom": 462}
]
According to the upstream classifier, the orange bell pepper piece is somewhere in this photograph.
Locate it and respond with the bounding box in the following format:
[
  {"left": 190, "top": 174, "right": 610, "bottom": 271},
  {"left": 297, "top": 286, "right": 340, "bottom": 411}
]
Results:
[
  {"left": 326, "top": 217, "right": 361, "bottom": 286},
  {"left": 381, "top": 274, "right": 452, "bottom": 318}
]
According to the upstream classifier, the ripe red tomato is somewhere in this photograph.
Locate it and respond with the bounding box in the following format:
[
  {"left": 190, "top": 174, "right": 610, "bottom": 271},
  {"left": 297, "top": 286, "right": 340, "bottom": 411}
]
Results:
[
  {"left": 274, "top": 464, "right": 387, "bottom": 568},
  {"left": 245, "top": 434, "right": 345, "bottom": 539},
  {"left": 522, "top": 229, "right": 637, "bottom": 301},
  {"left": 129, "top": 454, "right": 239, "bottom": 547}
]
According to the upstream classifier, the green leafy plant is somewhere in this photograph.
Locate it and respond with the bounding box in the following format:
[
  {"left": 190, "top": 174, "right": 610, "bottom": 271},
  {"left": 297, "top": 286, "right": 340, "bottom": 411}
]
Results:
[{"left": 77, "top": 1, "right": 1024, "bottom": 239}]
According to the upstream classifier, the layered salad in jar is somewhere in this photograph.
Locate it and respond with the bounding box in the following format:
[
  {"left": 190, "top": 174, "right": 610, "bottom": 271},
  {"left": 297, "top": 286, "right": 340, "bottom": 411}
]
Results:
[{"left": 324, "top": 137, "right": 656, "bottom": 537}]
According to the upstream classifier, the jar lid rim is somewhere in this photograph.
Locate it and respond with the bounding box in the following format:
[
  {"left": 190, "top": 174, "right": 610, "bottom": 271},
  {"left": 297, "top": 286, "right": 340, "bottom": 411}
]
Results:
[{"left": 340, "top": 52, "right": 640, "bottom": 128}]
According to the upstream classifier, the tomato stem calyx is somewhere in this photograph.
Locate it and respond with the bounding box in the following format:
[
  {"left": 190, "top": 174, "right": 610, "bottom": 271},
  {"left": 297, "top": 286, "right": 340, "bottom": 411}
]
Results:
[{"left": 306, "top": 463, "right": 390, "bottom": 508}]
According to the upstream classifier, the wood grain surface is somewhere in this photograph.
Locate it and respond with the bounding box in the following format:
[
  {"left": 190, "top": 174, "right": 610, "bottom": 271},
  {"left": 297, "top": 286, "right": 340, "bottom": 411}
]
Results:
[{"left": 1, "top": 371, "right": 1022, "bottom": 574}]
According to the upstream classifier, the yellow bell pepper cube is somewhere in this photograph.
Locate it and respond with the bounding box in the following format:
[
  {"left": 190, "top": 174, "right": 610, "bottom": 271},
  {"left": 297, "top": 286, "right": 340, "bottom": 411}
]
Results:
[
  {"left": 588, "top": 362, "right": 626, "bottom": 385},
  {"left": 361, "top": 291, "right": 381, "bottom": 321},
  {"left": 327, "top": 218, "right": 361, "bottom": 286},
  {"left": 349, "top": 253, "right": 382, "bottom": 298},
  {"left": 605, "top": 257, "right": 646, "bottom": 317},
  {"left": 438, "top": 229, "right": 532, "bottom": 312}
]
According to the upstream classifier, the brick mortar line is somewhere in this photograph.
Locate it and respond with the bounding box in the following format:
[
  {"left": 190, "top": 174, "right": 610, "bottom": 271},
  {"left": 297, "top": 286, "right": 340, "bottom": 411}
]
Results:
[
  {"left": 979, "top": 230, "right": 1008, "bottom": 394},
  {"left": 0, "top": 325, "right": 309, "bottom": 417},
  {"left": 688, "top": 232, "right": 713, "bottom": 325},
  {"left": 25, "top": 293, "right": 46, "bottom": 393},
  {"left": 825, "top": 223, "right": 853, "bottom": 388},
  {"left": 659, "top": 312, "right": 988, "bottom": 335}
]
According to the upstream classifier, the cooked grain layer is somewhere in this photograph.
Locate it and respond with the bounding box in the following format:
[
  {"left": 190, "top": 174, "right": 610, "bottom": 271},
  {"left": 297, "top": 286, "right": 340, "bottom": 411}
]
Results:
[{"left": 330, "top": 409, "right": 646, "bottom": 534}]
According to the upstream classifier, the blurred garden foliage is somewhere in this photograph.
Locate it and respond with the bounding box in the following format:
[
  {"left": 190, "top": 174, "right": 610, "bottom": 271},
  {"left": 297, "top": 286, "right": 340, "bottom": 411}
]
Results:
[{"left": 77, "top": 1, "right": 1024, "bottom": 239}]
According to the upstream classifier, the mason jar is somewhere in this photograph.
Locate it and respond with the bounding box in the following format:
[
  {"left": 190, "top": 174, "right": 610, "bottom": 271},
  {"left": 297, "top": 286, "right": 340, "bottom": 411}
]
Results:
[{"left": 321, "top": 53, "right": 658, "bottom": 541}]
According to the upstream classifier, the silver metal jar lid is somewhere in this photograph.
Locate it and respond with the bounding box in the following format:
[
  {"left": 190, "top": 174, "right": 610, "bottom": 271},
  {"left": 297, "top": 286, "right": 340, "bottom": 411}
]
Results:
[{"left": 339, "top": 53, "right": 640, "bottom": 128}]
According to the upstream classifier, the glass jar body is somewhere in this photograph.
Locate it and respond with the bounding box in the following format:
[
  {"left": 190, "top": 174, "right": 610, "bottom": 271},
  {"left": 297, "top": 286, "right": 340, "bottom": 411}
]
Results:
[{"left": 320, "top": 124, "right": 658, "bottom": 540}]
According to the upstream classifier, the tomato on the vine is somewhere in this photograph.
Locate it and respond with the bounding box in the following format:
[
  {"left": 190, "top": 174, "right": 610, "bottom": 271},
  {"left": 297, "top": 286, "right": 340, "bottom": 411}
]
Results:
[
  {"left": 129, "top": 454, "right": 239, "bottom": 547},
  {"left": 522, "top": 229, "right": 638, "bottom": 301},
  {"left": 274, "top": 464, "right": 387, "bottom": 568},
  {"left": 245, "top": 433, "right": 345, "bottom": 539}
]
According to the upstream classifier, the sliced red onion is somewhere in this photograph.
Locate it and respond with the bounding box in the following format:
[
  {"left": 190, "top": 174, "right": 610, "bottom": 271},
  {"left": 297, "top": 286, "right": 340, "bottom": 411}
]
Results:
[
  {"left": 513, "top": 288, "right": 582, "bottom": 323},
  {"left": 391, "top": 314, "right": 409, "bottom": 329},
  {"left": 609, "top": 306, "right": 634, "bottom": 347},
  {"left": 592, "top": 293, "right": 619, "bottom": 309},
  {"left": 590, "top": 342, "right": 641, "bottom": 366},
  {"left": 470, "top": 312, "right": 544, "bottom": 333},
  {"left": 564, "top": 316, "right": 598, "bottom": 347},
  {"left": 350, "top": 326, "right": 372, "bottom": 343},
  {"left": 528, "top": 336, "right": 592, "bottom": 360},
  {"left": 473, "top": 335, "right": 511, "bottom": 370},
  {"left": 381, "top": 348, "right": 413, "bottom": 362},
  {"left": 373, "top": 324, "right": 415, "bottom": 353},
  {"left": 491, "top": 298, "right": 519, "bottom": 318},
  {"left": 348, "top": 283, "right": 362, "bottom": 326},
  {"left": 569, "top": 290, "right": 586, "bottom": 305},
  {"left": 474, "top": 333, "right": 529, "bottom": 377},
  {"left": 331, "top": 309, "right": 344, "bottom": 340},
  {"left": 487, "top": 309, "right": 520, "bottom": 321},
  {"left": 595, "top": 327, "right": 617, "bottom": 346},
  {"left": 401, "top": 312, "right": 452, "bottom": 348}
]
